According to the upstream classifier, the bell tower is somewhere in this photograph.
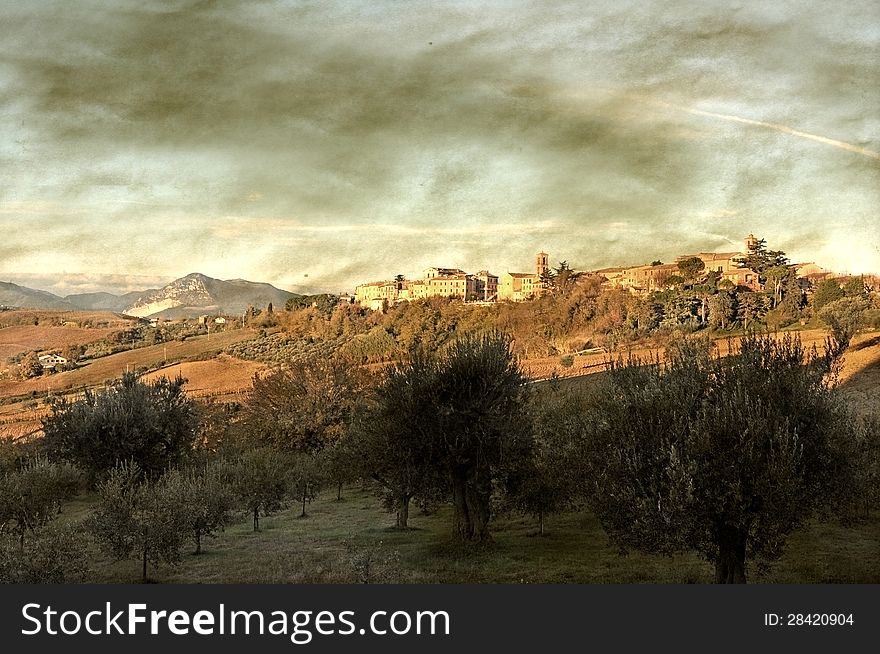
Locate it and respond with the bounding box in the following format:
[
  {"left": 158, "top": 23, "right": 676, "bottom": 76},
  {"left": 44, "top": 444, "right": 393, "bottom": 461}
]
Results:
[
  {"left": 744, "top": 233, "right": 759, "bottom": 253},
  {"left": 535, "top": 251, "right": 549, "bottom": 278}
]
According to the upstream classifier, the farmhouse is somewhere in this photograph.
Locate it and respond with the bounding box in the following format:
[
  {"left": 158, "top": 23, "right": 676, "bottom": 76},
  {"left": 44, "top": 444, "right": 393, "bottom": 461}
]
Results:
[{"left": 38, "top": 354, "right": 67, "bottom": 369}]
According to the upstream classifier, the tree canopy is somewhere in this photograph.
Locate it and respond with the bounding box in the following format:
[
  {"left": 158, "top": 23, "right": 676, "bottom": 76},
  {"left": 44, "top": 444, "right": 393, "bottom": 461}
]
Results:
[
  {"left": 581, "top": 334, "right": 856, "bottom": 583},
  {"left": 356, "top": 333, "right": 533, "bottom": 542},
  {"left": 240, "top": 356, "right": 372, "bottom": 453},
  {"left": 42, "top": 373, "right": 198, "bottom": 484},
  {"left": 676, "top": 257, "right": 706, "bottom": 286},
  {"left": 739, "top": 238, "right": 788, "bottom": 282}
]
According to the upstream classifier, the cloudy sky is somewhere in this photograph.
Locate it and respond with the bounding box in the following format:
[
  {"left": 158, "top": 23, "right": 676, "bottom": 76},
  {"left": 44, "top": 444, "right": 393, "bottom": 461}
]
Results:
[{"left": 1, "top": 0, "right": 878, "bottom": 295}]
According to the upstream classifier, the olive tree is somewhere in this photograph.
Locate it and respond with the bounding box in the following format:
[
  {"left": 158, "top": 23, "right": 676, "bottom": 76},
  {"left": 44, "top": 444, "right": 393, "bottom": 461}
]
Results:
[
  {"left": 582, "top": 335, "right": 856, "bottom": 583},
  {"left": 322, "top": 437, "right": 360, "bottom": 502},
  {"left": 506, "top": 383, "right": 583, "bottom": 536},
  {"left": 819, "top": 296, "right": 870, "bottom": 350},
  {"left": 351, "top": 350, "right": 446, "bottom": 529},
  {"left": 161, "top": 466, "right": 235, "bottom": 554},
  {"left": 0, "top": 523, "right": 89, "bottom": 583},
  {"left": 229, "top": 448, "right": 289, "bottom": 531},
  {"left": 240, "top": 356, "right": 372, "bottom": 453},
  {"left": 90, "top": 463, "right": 188, "bottom": 582},
  {"left": 0, "top": 458, "right": 81, "bottom": 547},
  {"left": 43, "top": 372, "right": 198, "bottom": 484},
  {"left": 437, "top": 334, "right": 533, "bottom": 542},
  {"left": 360, "top": 334, "right": 532, "bottom": 541},
  {"left": 289, "top": 452, "right": 323, "bottom": 518}
]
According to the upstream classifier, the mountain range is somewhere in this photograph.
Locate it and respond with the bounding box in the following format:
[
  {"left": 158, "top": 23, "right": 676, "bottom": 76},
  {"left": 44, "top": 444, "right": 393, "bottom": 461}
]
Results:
[{"left": 0, "top": 273, "right": 301, "bottom": 318}]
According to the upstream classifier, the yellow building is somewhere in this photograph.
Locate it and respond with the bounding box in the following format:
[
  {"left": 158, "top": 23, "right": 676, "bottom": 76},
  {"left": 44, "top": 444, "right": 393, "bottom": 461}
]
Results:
[
  {"left": 498, "top": 272, "right": 534, "bottom": 301},
  {"left": 356, "top": 269, "right": 481, "bottom": 306},
  {"left": 354, "top": 280, "right": 397, "bottom": 310},
  {"left": 498, "top": 252, "right": 549, "bottom": 301},
  {"left": 609, "top": 262, "right": 679, "bottom": 293},
  {"left": 474, "top": 271, "right": 499, "bottom": 302},
  {"left": 425, "top": 274, "right": 476, "bottom": 299}
]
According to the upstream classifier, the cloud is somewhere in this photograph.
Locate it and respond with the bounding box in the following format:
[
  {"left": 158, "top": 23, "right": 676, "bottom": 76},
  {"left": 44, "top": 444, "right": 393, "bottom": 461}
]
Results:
[
  {"left": 0, "top": 0, "right": 877, "bottom": 287},
  {"left": 1, "top": 272, "right": 173, "bottom": 296}
]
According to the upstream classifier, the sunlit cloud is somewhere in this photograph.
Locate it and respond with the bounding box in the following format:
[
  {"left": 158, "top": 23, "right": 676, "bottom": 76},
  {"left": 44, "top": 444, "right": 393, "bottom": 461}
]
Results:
[{"left": 0, "top": 0, "right": 877, "bottom": 290}]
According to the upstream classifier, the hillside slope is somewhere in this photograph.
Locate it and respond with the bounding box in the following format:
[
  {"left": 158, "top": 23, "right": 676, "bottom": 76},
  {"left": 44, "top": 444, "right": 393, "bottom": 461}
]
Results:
[{"left": 0, "top": 281, "right": 75, "bottom": 310}]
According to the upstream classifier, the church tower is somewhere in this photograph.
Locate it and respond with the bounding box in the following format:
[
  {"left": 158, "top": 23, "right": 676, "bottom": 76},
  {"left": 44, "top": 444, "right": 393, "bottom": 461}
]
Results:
[
  {"left": 744, "top": 233, "right": 759, "bottom": 253},
  {"left": 535, "top": 251, "right": 549, "bottom": 278}
]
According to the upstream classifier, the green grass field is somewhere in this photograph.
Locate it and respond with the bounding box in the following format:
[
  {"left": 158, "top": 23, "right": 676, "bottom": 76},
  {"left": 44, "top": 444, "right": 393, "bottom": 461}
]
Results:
[{"left": 60, "top": 487, "right": 880, "bottom": 584}]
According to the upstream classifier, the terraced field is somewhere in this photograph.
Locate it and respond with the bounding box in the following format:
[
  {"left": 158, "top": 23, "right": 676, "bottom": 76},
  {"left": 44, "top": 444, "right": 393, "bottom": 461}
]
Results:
[
  {"left": 0, "top": 328, "right": 258, "bottom": 439},
  {"left": 2, "top": 325, "right": 877, "bottom": 442},
  {"left": 141, "top": 355, "right": 265, "bottom": 401}
]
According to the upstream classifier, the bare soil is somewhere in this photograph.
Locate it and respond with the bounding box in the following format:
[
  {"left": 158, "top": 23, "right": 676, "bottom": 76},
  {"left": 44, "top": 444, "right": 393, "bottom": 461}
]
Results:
[
  {"left": 0, "top": 324, "right": 121, "bottom": 364},
  {"left": 0, "top": 329, "right": 258, "bottom": 439},
  {"left": 141, "top": 354, "right": 265, "bottom": 401}
]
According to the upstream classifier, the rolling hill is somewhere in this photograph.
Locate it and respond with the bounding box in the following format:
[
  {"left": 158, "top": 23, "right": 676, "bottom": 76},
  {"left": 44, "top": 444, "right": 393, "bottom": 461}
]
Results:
[
  {"left": 65, "top": 290, "right": 154, "bottom": 312},
  {"left": 0, "top": 281, "right": 75, "bottom": 310}
]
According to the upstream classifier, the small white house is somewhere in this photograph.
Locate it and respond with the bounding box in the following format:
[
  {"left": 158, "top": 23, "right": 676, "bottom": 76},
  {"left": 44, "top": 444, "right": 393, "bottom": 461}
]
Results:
[{"left": 38, "top": 354, "right": 67, "bottom": 369}]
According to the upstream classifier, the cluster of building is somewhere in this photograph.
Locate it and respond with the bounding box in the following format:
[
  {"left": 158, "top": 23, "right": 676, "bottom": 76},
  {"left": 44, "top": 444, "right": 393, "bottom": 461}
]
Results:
[
  {"left": 599, "top": 234, "right": 831, "bottom": 295},
  {"left": 355, "top": 253, "right": 551, "bottom": 310},
  {"left": 599, "top": 234, "right": 765, "bottom": 294},
  {"left": 353, "top": 235, "right": 831, "bottom": 309}
]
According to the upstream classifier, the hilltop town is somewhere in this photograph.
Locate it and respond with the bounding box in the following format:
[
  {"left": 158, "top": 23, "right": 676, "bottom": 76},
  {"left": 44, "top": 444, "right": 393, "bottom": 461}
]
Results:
[{"left": 353, "top": 234, "right": 835, "bottom": 310}]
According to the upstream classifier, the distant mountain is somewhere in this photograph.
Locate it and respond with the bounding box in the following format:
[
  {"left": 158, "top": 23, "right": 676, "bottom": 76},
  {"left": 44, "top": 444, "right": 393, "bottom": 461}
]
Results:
[
  {"left": 122, "top": 273, "right": 300, "bottom": 318},
  {"left": 0, "top": 281, "right": 75, "bottom": 310},
  {"left": 1, "top": 273, "right": 301, "bottom": 317},
  {"left": 66, "top": 290, "right": 156, "bottom": 312}
]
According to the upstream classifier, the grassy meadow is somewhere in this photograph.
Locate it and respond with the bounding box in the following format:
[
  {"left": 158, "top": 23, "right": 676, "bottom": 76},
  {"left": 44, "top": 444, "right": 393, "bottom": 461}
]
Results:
[{"left": 59, "top": 486, "right": 880, "bottom": 585}]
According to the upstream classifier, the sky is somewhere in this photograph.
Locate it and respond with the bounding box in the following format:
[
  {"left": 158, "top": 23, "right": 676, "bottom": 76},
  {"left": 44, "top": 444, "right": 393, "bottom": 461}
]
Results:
[{"left": 0, "top": 0, "right": 878, "bottom": 296}]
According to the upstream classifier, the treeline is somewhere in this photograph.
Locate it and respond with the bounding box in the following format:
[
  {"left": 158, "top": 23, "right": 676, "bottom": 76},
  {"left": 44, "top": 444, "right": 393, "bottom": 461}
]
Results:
[{"left": 1, "top": 329, "right": 878, "bottom": 583}]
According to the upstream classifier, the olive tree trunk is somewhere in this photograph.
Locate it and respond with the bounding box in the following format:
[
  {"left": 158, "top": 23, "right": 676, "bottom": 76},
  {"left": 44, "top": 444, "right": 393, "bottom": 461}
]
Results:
[
  {"left": 395, "top": 495, "right": 410, "bottom": 529},
  {"left": 451, "top": 463, "right": 492, "bottom": 543},
  {"left": 714, "top": 529, "right": 748, "bottom": 584}
]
